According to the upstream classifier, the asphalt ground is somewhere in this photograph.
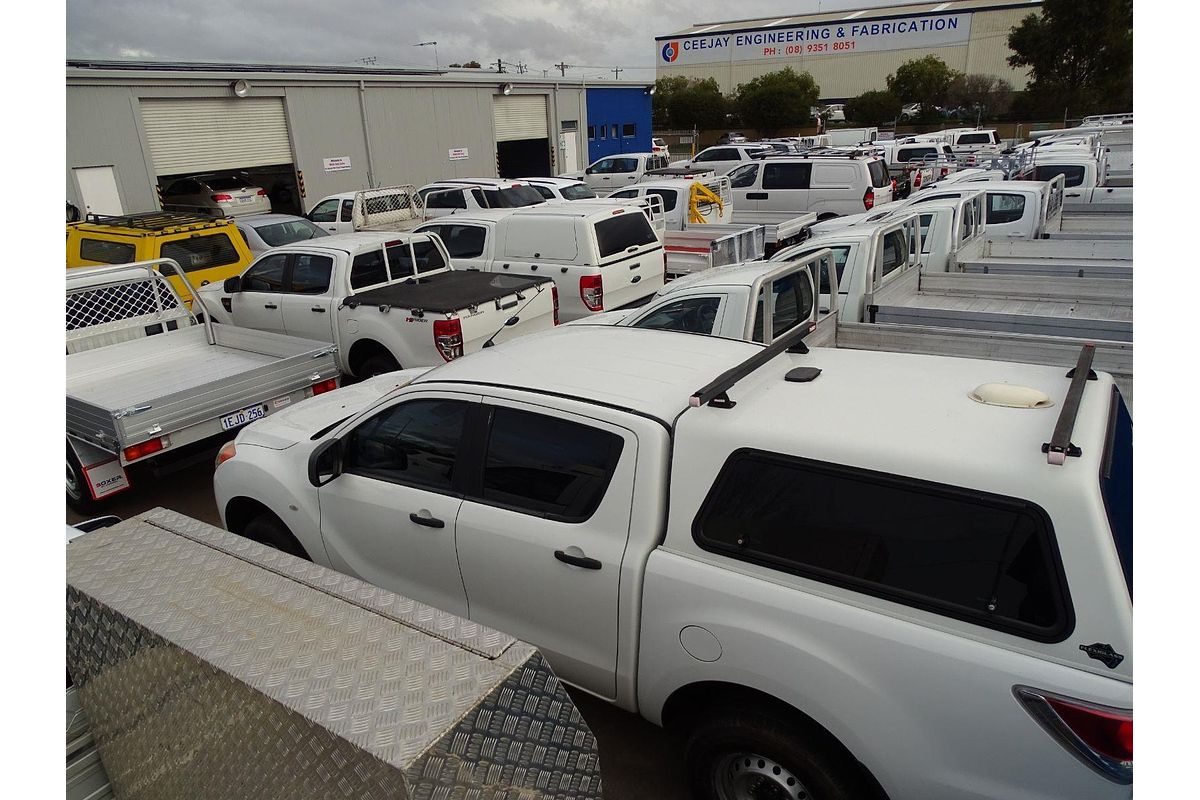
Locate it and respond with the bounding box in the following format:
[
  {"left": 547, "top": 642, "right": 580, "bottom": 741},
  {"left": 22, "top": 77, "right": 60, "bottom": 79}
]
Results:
[{"left": 67, "top": 459, "right": 691, "bottom": 799}]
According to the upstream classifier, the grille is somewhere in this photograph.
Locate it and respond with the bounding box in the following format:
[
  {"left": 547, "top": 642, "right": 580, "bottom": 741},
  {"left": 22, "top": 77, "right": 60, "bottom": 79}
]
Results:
[{"left": 67, "top": 278, "right": 181, "bottom": 331}]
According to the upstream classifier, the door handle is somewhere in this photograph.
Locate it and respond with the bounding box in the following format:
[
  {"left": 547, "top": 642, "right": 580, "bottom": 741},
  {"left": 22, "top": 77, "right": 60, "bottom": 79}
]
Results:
[
  {"left": 554, "top": 549, "right": 602, "bottom": 570},
  {"left": 311, "top": 306, "right": 326, "bottom": 313},
  {"left": 264, "top": 303, "right": 278, "bottom": 309},
  {"left": 747, "top": 192, "right": 768, "bottom": 200},
  {"left": 631, "top": 275, "right": 641, "bottom": 283},
  {"left": 409, "top": 511, "right": 445, "bottom": 529}
]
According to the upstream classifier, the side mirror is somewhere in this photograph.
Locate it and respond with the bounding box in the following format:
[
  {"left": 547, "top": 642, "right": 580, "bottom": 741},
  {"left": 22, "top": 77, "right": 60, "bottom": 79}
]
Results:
[
  {"left": 585, "top": 167, "right": 594, "bottom": 175},
  {"left": 223, "top": 276, "right": 242, "bottom": 293},
  {"left": 308, "top": 438, "right": 343, "bottom": 487}
]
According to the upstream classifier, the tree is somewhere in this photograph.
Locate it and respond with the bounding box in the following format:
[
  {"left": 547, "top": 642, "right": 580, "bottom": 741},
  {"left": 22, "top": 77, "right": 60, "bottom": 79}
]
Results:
[
  {"left": 734, "top": 67, "right": 819, "bottom": 135},
  {"left": 461, "top": 60, "right": 482, "bottom": 69},
  {"left": 886, "top": 56, "right": 962, "bottom": 119},
  {"left": 663, "top": 77, "right": 731, "bottom": 130},
  {"left": 1007, "top": 0, "right": 1132, "bottom": 115},
  {"left": 652, "top": 75, "right": 691, "bottom": 128},
  {"left": 844, "top": 90, "right": 902, "bottom": 127},
  {"left": 945, "top": 74, "right": 1015, "bottom": 121}
]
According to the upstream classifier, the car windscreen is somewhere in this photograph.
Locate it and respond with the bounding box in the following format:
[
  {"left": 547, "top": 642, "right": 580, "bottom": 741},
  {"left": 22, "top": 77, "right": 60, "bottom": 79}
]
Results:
[
  {"left": 867, "top": 160, "right": 890, "bottom": 188},
  {"left": 483, "top": 186, "right": 548, "bottom": 208},
  {"left": 560, "top": 184, "right": 597, "bottom": 200},
  {"left": 206, "top": 177, "right": 253, "bottom": 190},
  {"left": 255, "top": 219, "right": 330, "bottom": 247},
  {"left": 595, "top": 213, "right": 658, "bottom": 259}
]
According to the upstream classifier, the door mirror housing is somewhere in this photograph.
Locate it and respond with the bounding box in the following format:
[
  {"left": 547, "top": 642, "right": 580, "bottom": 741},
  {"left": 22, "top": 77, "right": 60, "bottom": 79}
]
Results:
[
  {"left": 223, "top": 276, "right": 242, "bottom": 293},
  {"left": 308, "top": 438, "right": 343, "bottom": 487},
  {"left": 585, "top": 167, "right": 595, "bottom": 175}
]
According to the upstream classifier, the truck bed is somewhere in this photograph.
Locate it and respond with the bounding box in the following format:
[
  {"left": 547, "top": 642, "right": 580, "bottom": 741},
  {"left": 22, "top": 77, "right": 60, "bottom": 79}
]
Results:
[
  {"left": 666, "top": 224, "right": 766, "bottom": 276},
  {"left": 1048, "top": 213, "right": 1133, "bottom": 241},
  {"left": 66, "top": 325, "right": 337, "bottom": 454},
  {"left": 868, "top": 268, "right": 1132, "bottom": 341},
  {"left": 729, "top": 210, "right": 817, "bottom": 245},
  {"left": 345, "top": 270, "right": 549, "bottom": 313},
  {"left": 960, "top": 239, "right": 1133, "bottom": 278}
]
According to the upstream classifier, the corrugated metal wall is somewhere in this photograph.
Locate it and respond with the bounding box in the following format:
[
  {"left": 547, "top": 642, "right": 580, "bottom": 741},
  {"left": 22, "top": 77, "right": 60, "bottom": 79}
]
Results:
[{"left": 66, "top": 86, "right": 159, "bottom": 214}]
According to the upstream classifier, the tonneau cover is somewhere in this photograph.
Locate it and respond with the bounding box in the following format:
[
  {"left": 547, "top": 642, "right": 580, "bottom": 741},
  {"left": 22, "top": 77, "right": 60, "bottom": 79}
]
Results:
[{"left": 346, "top": 269, "right": 549, "bottom": 313}]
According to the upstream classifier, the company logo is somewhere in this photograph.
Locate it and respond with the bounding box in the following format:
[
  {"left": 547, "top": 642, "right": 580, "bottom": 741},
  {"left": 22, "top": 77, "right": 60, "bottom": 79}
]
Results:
[{"left": 661, "top": 41, "right": 680, "bottom": 62}]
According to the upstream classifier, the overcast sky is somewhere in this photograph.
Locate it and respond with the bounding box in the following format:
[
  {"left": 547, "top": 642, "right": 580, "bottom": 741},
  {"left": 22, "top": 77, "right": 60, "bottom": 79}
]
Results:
[{"left": 66, "top": 0, "right": 894, "bottom": 80}]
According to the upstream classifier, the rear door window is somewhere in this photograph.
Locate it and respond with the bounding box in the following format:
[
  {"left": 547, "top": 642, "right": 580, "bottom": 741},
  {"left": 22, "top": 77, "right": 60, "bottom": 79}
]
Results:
[
  {"left": 694, "top": 451, "right": 1072, "bottom": 640},
  {"left": 159, "top": 233, "right": 240, "bottom": 273},
  {"left": 286, "top": 254, "right": 333, "bottom": 294},
  {"left": 763, "top": 163, "right": 812, "bottom": 190},
  {"left": 595, "top": 213, "right": 658, "bottom": 258},
  {"left": 987, "top": 193, "right": 1027, "bottom": 225},
  {"left": 79, "top": 238, "right": 136, "bottom": 264},
  {"left": 477, "top": 407, "right": 624, "bottom": 522}
]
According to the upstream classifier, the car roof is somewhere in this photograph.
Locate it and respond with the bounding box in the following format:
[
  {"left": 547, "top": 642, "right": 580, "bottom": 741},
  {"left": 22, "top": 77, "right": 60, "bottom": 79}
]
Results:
[
  {"left": 262, "top": 231, "right": 431, "bottom": 253},
  {"left": 421, "top": 178, "right": 532, "bottom": 189},
  {"left": 519, "top": 176, "right": 586, "bottom": 187}
]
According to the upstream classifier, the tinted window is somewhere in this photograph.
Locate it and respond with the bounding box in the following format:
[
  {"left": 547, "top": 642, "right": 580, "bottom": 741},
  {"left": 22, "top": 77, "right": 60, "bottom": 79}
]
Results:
[
  {"left": 763, "top": 163, "right": 811, "bottom": 190},
  {"left": 308, "top": 199, "right": 339, "bottom": 223},
  {"left": 388, "top": 239, "right": 447, "bottom": 276},
  {"left": 206, "top": 177, "right": 250, "bottom": 190},
  {"left": 561, "top": 183, "right": 596, "bottom": 200},
  {"left": 647, "top": 188, "right": 678, "bottom": 212},
  {"left": 867, "top": 160, "right": 890, "bottom": 188},
  {"left": 340, "top": 199, "right": 355, "bottom": 222},
  {"left": 427, "top": 224, "right": 486, "bottom": 259},
  {"left": 1034, "top": 165, "right": 1086, "bottom": 187},
  {"left": 622, "top": 123, "right": 636, "bottom": 137},
  {"left": 752, "top": 272, "right": 814, "bottom": 343},
  {"left": 480, "top": 407, "right": 624, "bottom": 521},
  {"left": 592, "top": 159, "right": 615, "bottom": 173},
  {"left": 609, "top": 159, "right": 638, "bottom": 174},
  {"left": 242, "top": 253, "right": 287, "bottom": 291},
  {"left": 958, "top": 133, "right": 991, "bottom": 145},
  {"left": 595, "top": 213, "right": 658, "bottom": 258},
  {"left": 350, "top": 250, "right": 388, "bottom": 289},
  {"left": 917, "top": 213, "right": 934, "bottom": 254},
  {"left": 482, "top": 186, "right": 546, "bottom": 208},
  {"left": 695, "top": 148, "right": 736, "bottom": 163},
  {"left": 1100, "top": 388, "right": 1132, "bottom": 596},
  {"left": 344, "top": 399, "right": 469, "bottom": 492},
  {"left": 728, "top": 164, "right": 759, "bottom": 188},
  {"left": 79, "top": 238, "right": 136, "bottom": 264},
  {"left": 254, "top": 219, "right": 329, "bottom": 247},
  {"left": 987, "top": 193, "right": 1026, "bottom": 225},
  {"left": 799, "top": 245, "right": 851, "bottom": 294},
  {"left": 160, "top": 233, "right": 240, "bottom": 273},
  {"left": 695, "top": 451, "right": 1070, "bottom": 639},
  {"left": 633, "top": 295, "right": 722, "bottom": 335},
  {"left": 880, "top": 228, "right": 908, "bottom": 277},
  {"left": 288, "top": 254, "right": 333, "bottom": 294},
  {"left": 897, "top": 147, "right": 938, "bottom": 163},
  {"left": 423, "top": 188, "right": 467, "bottom": 209},
  {"left": 587, "top": 125, "right": 595, "bottom": 140},
  {"left": 531, "top": 185, "right": 555, "bottom": 200}
]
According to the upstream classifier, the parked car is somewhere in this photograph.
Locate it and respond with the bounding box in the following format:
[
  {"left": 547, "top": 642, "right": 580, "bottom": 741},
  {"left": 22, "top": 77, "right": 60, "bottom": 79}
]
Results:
[
  {"left": 717, "top": 131, "right": 748, "bottom": 144},
  {"left": 726, "top": 152, "right": 895, "bottom": 221},
  {"left": 563, "top": 153, "right": 671, "bottom": 195},
  {"left": 235, "top": 213, "right": 331, "bottom": 255},
  {"left": 899, "top": 103, "right": 923, "bottom": 121},
  {"left": 652, "top": 137, "right": 670, "bottom": 156},
  {"left": 160, "top": 174, "right": 272, "bottom": 217},
  {"left": 417, "top": 178, "right": 548, "bottom": 217},
  {"left": 670, "top": 144, "right": 772, "bottom": 176},
  {"left": 216, "top": 322, "right": 1132, "bottom": 800},
  {"left": 518, "top": 176, "right": 599, "bottom": 201},
  {"left": 825, "top": 103, "right": 846, "bottom": 122}
]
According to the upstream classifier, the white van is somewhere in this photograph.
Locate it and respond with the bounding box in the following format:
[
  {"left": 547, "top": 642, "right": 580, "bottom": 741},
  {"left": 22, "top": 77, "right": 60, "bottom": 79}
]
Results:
[{"left": 726, "top": 153, "right": 895, "bottom": 221}]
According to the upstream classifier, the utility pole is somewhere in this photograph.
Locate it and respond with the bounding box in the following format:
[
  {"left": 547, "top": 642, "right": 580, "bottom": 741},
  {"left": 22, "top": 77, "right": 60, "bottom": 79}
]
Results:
[
  {"left": 611, "top": 67, "right": 623, "bottom": 80},
  {"left": 555, "top": 62, "right": 569, "bottom": 77},
  {"left": 496, "top": 59, "right": 505, "bottom": 73}
]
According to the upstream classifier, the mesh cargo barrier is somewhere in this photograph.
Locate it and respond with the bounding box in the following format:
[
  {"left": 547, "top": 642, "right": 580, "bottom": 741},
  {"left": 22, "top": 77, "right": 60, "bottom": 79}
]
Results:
[{"left": 66, "top": 508, "right": 603, "bottom": 800}]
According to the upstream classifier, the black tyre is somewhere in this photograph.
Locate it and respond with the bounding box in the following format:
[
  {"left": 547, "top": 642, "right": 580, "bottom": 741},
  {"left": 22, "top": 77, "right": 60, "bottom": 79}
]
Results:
[
  {"left": 66, "top": 443, "right": 99, "bottom": 515},
  {"left": 357, "top": 352, "right": 401, "bottom": 379},
  {"left": 243, "top": 514, "right": 311, "bottom": 561},
  {"left": 685, "top": 706, "right": 873, "bottom": 800}
]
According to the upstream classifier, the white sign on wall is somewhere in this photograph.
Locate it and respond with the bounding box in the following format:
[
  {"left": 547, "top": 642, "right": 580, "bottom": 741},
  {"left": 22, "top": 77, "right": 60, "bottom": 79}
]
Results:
[
  {"left": 322, "top": 156, "right": 352, "bottom": 172},
  {"left": 657, "top": 13, "right": 972, "bottom": 66},
  {"left": 449, "top": 147, "right": 469, "bottom": 160}
]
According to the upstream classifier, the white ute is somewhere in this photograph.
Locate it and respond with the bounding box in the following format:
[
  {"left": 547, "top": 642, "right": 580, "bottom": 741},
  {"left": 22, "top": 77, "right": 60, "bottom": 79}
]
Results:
[{"left": 216, "top": 323, "right": 1132, "bottom": 800}]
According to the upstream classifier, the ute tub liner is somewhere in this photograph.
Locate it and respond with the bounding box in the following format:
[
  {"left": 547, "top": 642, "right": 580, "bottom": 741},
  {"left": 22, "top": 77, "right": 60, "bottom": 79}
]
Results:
[
  {"left": 346, "top": 271, "right": 550, "bottom": 314},
  {"left": 66, "top": 508, "right": 602, "bottom": 800}
]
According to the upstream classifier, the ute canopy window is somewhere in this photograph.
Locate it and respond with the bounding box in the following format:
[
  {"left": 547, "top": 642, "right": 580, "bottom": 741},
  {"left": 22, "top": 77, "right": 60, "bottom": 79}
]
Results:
[
  {"left": 897, "top": 147, "right": 938, "bottom": 163},
  {"left": 560, "top": 183, "right": 596, "bottom": 200},
  {"left": 478, "top": 407, "right": 624, "bottom": 522},
  {"left": 694, "top": 450, "right": 1072, "bottom": 641},
  {"left": 482, "top": 186, "right": 546, "bottom": 208},
  {"left": 79, "top": 238, "right": 136, "bottom": 264},
  {"left": 595, "top": 213, "right": 657, "bottom": 258},
  {"left": 160, "top": 233, "right": 240, "bottom": 273},
  {"left": 1033, "top": 164, "right": 1087, "bottom": 188}
]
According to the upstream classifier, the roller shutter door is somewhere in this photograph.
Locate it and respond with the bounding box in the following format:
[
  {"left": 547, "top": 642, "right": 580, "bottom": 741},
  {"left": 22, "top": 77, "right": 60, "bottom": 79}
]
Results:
[
  {"left": 493, "top": 95, "right": 549, "bottom": 142},
  {"left": 140, "top": 98, "right": 293, "bottom": 175}
]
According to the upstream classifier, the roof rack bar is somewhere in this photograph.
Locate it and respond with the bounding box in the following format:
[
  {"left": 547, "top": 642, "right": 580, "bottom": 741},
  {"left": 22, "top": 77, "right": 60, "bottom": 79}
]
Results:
[
  {"left": 690, "top": 321, "right": 814, "bottom": 409},
  {"left": 1041, "top": 344, "right": 1097, "bottom": 465}
]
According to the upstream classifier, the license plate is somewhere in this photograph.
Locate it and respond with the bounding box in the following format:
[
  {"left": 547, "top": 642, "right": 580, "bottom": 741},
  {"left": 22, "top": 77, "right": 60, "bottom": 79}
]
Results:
[
  {"left": 238, "top": 195, "right": 254, "bottom": 204},
  {"left": 220, "top": 403, "right": 267, "bottom": 430}
]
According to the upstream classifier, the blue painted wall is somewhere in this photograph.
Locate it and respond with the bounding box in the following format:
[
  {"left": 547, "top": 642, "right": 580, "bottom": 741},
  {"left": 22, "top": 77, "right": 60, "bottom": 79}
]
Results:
[{"left": 585, "top": 88, "right": 652, "bottom": 164}]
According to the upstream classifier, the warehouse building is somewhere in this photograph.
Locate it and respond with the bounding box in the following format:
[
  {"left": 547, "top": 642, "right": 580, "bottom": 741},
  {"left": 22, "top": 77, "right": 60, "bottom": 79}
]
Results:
[
  {"left": 66, "top": 60, "right": 652, "bottom": 217},
  {"left": 655, "top": 0, "right": 1041, "bottom": 99}
]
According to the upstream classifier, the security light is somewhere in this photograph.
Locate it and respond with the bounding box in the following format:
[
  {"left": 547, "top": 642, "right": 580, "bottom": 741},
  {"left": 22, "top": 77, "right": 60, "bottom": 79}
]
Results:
[{"left": 500, "top": 83, "right": 514, "bottom": 95}]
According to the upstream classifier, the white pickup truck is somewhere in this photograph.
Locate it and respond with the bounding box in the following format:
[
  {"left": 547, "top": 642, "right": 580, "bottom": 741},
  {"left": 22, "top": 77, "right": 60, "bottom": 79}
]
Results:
[
  {"left": 561, "top": 152, "right": 672, "bottom": 195},
  {"left": 67, "top": 261, "right": 341, "bottom": 512},
  {"left": 413, "top": 203, "right": 665, "bottom": 321},
  {"left": 1020, "top": 150, "right": 1132, "bottom": 209},
  {"left": 215, "top": 323, "right": 1132, "bottom": 800},
  {"left": 199, "top": 231, "right": 558, "bottom": 378}
]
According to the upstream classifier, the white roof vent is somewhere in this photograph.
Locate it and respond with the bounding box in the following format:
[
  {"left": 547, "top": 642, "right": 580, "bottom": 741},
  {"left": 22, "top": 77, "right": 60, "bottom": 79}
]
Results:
[{"left": 969, "top": 383, "right": 1053, "bottom": 409}]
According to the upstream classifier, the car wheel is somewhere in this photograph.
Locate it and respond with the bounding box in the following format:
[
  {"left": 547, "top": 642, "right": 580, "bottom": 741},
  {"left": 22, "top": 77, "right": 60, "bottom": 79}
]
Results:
[
  {"left": 242, "top": 514, "right": 311, "bottom": 561},
  {"left": 357, "top": 353, "right": 401, "bottom": 379},
  {"left": 685, "top": 706, "right": 874, "bottom": 800},
  {"left": 66, "top": 443, "right": 98, "bottom": 514}
]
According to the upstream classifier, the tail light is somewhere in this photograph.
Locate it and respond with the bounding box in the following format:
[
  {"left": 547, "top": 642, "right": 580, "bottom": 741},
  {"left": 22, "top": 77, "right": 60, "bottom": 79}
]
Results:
[
  {"left": 890, "top": 178, "right": 897, "bottom": 194},
  {"left": 215, "top": 441, "right": 237, "bottom": 468},
  {"left": 580, "top": 274, "right": 604, "bottom": 312},
  {"left": 123, "top": 436, "right": 165, "bottom": 462},
  {"left": 256, "top": 189, "right": 268, "bottom": 197},
  {"left": 433, "top": 318, "right": 465, "bottom": 361},
  {"left": 863, "top": 187, "right": 874, "bottom": 211},
  {"left": 311, "top": 377, "right": 339, "bottom": 395},
  {"left": 212, "top": 193, "right": 234, "bottom": 202},
  {"left": 940, "top": 166, "right": 950, "bottom": 178},
  {"left": 912, "top": 170, "right": 922, "bottom": 188},
  {"left": 1014, "top": 686, "right": 1132, "bottom": 784},
  {"left": 551, "top": 285, "right": 560, "bottom": 325}
]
